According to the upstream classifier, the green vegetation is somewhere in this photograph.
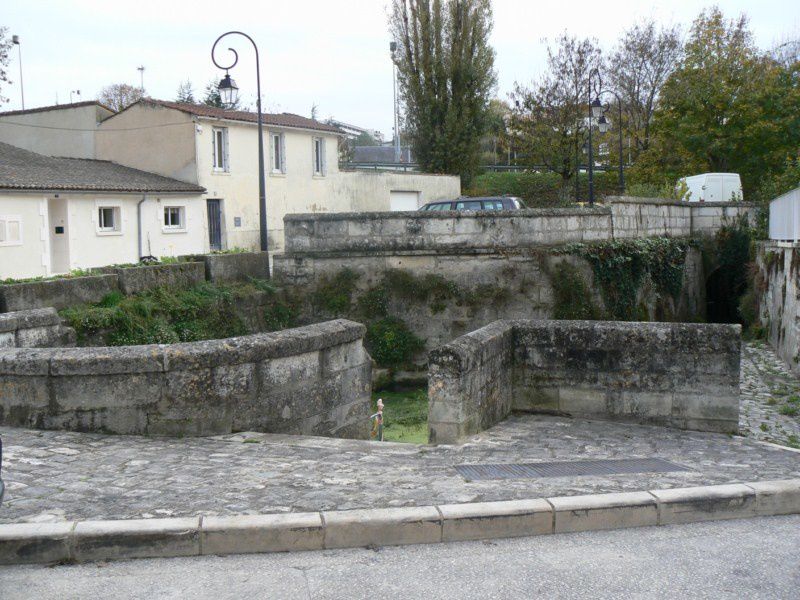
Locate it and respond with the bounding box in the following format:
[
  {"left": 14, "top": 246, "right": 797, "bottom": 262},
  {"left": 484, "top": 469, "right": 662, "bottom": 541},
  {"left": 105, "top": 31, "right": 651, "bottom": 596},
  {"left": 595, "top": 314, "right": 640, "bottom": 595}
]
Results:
[
  {"left": 312, "top": 268, "right": 360, "bottom": 314},
  {"left": 558, "top": 238, "right": 690, "bottom": 320},
  {"left": 548, "top": 262, "right": 601, "bottom": 320},
  {"left": 60, "top": 280, "right": 296, "bottom": 346},
  {"left": 465, "top": 171, "right": 619, "bottom": 207},
  {"left": 372, "top": 388, "right": 428, "bottom": 444},
  {"left": 366, "top": 317, "right": 425, "bottom": 368}
]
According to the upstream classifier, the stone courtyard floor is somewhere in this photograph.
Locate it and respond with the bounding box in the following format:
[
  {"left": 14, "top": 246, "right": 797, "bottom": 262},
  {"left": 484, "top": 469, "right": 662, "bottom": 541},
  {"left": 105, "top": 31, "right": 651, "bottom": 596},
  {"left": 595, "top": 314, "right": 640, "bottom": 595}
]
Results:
[{"left": 1, "top": 342, "right": 799, "bottom": 525}]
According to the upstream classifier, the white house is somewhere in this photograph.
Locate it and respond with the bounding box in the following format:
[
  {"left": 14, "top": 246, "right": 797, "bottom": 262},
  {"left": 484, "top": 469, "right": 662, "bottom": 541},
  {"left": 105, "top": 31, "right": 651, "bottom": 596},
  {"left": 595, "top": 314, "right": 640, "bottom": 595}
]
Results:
[
  {"left": 0, "top": 142, "right": 206, "bottom": 280},
  {"left": 1, "top": 100, "right": 460, "bottom": 256}
]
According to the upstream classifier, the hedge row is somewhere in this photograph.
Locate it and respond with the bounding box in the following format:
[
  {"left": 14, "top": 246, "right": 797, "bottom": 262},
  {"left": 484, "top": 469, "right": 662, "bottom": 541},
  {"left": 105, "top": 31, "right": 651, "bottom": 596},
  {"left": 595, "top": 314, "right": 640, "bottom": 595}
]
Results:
[{"left": 465, "top": 171, "right": 622, "bottom": 207}]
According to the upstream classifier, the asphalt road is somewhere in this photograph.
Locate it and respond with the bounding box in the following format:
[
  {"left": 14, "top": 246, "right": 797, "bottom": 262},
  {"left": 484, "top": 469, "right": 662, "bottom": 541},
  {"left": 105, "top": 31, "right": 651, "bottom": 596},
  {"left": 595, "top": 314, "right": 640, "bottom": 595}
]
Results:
[{"left": 1, "top": 516, "right": 799, "bottom": 599}]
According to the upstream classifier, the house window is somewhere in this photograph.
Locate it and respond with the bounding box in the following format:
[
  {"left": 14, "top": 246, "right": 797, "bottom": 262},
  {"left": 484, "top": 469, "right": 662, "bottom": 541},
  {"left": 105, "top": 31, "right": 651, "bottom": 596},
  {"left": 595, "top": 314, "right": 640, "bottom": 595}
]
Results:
[
  {"left": 163, "top": 206, "right": 185, "bottom": 230},
  {"left": 97, "top": 206, "right": 120, "bottom": 233},
  {"left": 270, "top": 133, "right": 286, "bottom": 173},
  {"left": 0, "top": 215, "right": 22, "bottom": 246},
  {"left": 313, "top": 137, "right": 326, "bottom": 176},
  {"left": 213, "top": 127, "right": 229, "bottom": 172}
]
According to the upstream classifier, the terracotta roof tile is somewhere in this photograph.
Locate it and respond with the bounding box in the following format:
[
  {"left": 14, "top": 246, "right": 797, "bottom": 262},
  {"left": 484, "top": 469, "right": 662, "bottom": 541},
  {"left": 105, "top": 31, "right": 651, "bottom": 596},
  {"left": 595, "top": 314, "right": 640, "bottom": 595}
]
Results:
[{"left": 140, "top": 99, "right": 345, "bottom": 134}]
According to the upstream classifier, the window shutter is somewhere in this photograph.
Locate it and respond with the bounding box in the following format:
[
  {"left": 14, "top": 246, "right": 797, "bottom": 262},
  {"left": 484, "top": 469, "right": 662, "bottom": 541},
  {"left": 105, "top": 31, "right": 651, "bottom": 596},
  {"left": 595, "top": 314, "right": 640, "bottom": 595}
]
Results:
[
  {"left": 212, "top": 130, "right": 217, "bottom": 168},
  {"left": 268, "top": 132, "right": 274, "bottom": 171},
  {"left": 321, "top": 138, "right": 327, "bottom": 176},
  {"left": 280, "top": 134, "right": 286, "bottom": 174},
  {"left": 223, "top": 129, "right": 229, "bottom": 171},
  {"left": 0, "top": 219, "right": 6, "bottom": 242},
  {"left": 312, "top": 138, "right": 317, "bottom": 175}
]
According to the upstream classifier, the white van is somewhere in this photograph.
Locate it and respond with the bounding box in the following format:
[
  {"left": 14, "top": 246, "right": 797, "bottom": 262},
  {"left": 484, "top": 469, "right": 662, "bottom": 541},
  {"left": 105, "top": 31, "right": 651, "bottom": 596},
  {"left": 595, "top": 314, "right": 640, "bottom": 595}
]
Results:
[{"left": 678, "top": 173, "right": 743, "bottom": 202}]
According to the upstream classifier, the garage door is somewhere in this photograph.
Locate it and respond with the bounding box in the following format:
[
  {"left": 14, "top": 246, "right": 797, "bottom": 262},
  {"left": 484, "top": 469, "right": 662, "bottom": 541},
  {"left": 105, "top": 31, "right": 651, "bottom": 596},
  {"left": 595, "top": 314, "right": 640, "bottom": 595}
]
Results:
[{"left": 389, "top": 191, "right": 421, "bottom": 211}]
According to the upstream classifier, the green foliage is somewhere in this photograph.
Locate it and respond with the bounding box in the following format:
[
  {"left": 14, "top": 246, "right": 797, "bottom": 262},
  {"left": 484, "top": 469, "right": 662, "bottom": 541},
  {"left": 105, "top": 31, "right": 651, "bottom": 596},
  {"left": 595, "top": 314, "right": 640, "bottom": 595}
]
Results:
[
  {"left": 366, "top": 317, "right": 425, "bottom": 368},
  {"left": 561, "top": 238, "right": 690, "bottom": 320},
  {"left": 642, "top": 7, "right": 800, "bottom": 196},
  {"left": 466, "top": 171, "right": 619, "bottom": 206},
  {"left": 373, "top": 388, "right": 429, "bottom": 444},
  {"left": 548, "top": 262, "right": 601, "bottom": 320},
  {"left": 390, "top": 0, "right": 497, "bottom": 185},
  {"left": 60, "top": 280, "right": 294, "bottom": 346},
  {"left": 382, "top": 269, "right": 460, "bottom": 313},
  {"left": 312, "top": 268, "right": 360, "bottom": 314}
]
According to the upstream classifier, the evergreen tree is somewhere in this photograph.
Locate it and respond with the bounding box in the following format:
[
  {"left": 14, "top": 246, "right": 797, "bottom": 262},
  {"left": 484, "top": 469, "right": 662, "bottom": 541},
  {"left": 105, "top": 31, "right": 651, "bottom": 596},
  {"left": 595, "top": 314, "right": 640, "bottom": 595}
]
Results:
[{"left": 175, "top": 79, "right": 195, "bottom": 103}]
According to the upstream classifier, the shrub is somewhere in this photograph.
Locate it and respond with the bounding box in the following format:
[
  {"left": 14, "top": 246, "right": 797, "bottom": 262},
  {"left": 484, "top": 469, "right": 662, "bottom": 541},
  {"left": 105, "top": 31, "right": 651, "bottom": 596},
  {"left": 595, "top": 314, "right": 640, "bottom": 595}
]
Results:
[
  {"left": 366, "top": 317, "right": 425, "bottom": 368},
  {"left": 548, "top": 262, "right": 601, "bottom": 320},
  {"left": 312, "top": 268, "right": 360, "bottom": 314}
]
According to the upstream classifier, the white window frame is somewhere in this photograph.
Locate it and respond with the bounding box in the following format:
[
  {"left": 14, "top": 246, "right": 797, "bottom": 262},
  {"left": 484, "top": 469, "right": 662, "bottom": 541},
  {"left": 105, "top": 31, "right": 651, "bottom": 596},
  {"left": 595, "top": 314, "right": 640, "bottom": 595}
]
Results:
[
  {"left": 0, "top": 215, "right": 23, "bottom": 247},
  {"left": 212, "top": 127, "right": 229, "bottom": 173},
  {"left": 313, "top": 137, "right": 326, "bottom": 177},
  {"left": 96, "top": 204, "right": 123, "bottom": 236},
  {"left": 270, "top": 132, "right": 286, "bottom": 174},
  {"left": 162, "top": 205, "right": 187, "bottom": 233}
]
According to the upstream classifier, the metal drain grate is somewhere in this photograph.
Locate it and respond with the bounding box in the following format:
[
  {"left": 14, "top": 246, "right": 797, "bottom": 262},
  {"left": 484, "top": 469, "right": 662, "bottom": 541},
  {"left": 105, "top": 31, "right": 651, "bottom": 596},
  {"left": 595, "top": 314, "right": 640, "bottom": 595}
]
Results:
[{"left": 454, "top": 458, "right": 691, "bottom": 481}]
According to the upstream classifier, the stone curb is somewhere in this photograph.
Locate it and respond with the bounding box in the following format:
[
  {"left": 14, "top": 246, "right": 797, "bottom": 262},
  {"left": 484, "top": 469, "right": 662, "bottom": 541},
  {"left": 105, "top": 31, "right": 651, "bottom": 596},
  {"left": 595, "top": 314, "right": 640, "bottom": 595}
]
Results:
[{"left": 1, "top": 479, "right": 798, "bottom": 565}]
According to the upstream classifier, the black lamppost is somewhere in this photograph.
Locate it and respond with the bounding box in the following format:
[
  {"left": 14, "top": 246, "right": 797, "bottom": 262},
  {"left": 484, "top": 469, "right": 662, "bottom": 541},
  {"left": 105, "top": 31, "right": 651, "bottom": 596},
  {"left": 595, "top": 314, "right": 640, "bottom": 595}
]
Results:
[
  {"left": 211, "top": 31, "right": 268, "bottom": 256},
  {"left": 587, "top": 68, "right": 602, "bottom": 205},
  {"left": 593, "top": 90, "right": 625, "bottom": 195}
]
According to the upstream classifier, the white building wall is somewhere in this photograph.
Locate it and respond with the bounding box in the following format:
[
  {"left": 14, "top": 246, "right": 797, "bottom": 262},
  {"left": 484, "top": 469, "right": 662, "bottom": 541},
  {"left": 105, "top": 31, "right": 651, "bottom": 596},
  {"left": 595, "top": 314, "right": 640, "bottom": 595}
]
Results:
[
  {"left": 0, "top": 195, "right": 48, "bottom": 279},
  {"left": 0, "top": 104, "right": 114, "bottom": 158}
]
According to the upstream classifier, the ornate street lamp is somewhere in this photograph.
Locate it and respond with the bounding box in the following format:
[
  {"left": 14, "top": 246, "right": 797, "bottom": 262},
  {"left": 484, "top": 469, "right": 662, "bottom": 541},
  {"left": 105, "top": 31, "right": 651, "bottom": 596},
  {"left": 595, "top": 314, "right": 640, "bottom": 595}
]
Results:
[
  {"left": 587, "top": 69, "right": 626, "bottom": 203},
  {"left": 211, "top": 31, "right": 269, "bottom": 258}
]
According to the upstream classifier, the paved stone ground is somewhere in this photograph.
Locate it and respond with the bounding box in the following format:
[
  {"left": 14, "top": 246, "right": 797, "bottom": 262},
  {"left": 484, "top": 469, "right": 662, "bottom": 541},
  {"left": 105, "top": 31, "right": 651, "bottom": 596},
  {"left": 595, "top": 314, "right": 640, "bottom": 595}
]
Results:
[
  {"left": 740, "top": 341, "right": 800, "bottom": 447},
  {"left": 1, "top": 342, "right": 799, "bottom": 525}
]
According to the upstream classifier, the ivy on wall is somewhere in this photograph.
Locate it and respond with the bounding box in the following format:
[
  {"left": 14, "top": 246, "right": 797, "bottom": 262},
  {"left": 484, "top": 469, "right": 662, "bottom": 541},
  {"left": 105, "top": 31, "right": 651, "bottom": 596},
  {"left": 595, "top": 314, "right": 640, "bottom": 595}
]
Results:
[{"left": 556, "top": 238, "right": 692, "bottom": 321}]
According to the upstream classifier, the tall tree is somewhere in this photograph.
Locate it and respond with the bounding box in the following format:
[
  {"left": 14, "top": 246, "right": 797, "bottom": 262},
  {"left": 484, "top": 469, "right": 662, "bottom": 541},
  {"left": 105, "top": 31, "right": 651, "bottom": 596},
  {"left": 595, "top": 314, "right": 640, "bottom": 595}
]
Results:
[
  {"left": 606, "top": 20, "right": 682, "bottom": 159},
  {"left": 0, "top": 27, "right": 14, "bottom": 104},
  {"left": 390, "top": 0, "right": 496, "bottom": 185},
  {"left": 642, "top": 7, "right": 800, "bottom": 194},
  {"left": 510, "top": 34, "right": 602, "bottom": 181},
  {"left": 175, "top": 79, "right": 195, "bottom": 103},
  {"left": 99, "top": 83, "right": 144, "bottom": 112}
]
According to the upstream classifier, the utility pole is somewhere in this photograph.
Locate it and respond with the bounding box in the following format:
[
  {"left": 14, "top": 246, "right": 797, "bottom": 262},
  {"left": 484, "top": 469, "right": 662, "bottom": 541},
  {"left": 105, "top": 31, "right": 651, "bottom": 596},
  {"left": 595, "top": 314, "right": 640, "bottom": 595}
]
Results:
[
  {"left": 390, "top": 42, "right": 401, "bottom": 164},
  {"left": 12, "top": 35, "right": 24, "bottom": 109},
  {"left": 137, "top": 65, "right": 145, "bottom": 92}
]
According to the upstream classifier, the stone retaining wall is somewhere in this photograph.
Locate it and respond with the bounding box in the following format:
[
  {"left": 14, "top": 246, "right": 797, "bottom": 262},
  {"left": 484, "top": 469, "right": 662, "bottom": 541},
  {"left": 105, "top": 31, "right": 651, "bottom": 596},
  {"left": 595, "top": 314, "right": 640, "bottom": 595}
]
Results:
[
  {"left": 0, "top": 319, "right": 372, "bottom": 438},
  {"left": 0, "top": 274, "right": 120, "bottom": 312},
  {"left": 428, "top": 320, "right": 741, "bottom": 444},
  {"left": 0, "top": 253, "right": 269, "bottom": 313},
  {"left": 280, "top": 199, "right": 755, "bottom": 257},
  {"left": 756, "top": 241, "right": 800, "bottom": 374},
  {"left": 0, "top": 308, "right": 76, "bottom": 348}
]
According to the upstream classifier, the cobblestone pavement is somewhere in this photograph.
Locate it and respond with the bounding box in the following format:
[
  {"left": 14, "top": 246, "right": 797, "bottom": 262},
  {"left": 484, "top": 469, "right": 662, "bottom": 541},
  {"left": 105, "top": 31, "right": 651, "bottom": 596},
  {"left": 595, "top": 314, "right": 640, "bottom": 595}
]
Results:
[
  {"left": 740, "top": 341, "right": 800, "bottom": 447},
  {"left": 1, "top": 343, "right": 799, "bottom": 525}
]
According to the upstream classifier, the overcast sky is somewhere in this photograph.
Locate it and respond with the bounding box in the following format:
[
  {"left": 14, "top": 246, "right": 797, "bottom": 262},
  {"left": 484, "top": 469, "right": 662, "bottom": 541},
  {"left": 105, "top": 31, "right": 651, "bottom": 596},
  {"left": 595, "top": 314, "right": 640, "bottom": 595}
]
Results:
[{"left": 3, "top": 0, "right": 799, "bottom": 137}]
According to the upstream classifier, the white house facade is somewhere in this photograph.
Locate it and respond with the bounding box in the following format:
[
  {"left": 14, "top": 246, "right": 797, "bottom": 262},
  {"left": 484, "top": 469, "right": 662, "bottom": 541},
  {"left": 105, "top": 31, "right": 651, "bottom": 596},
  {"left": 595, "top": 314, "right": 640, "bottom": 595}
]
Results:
[
  {"left": 0, "top": 142, "right": 206, "bottom": 280},
  {"left": 1, "top": 100, "right": 461, "bottom": 258}
]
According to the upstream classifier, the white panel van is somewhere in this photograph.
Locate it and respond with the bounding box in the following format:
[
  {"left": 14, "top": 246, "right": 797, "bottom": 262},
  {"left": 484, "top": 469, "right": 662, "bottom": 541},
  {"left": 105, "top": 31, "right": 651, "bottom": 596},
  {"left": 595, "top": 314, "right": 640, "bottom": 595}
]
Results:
[{"left": 678, "top": 173, "right": 743, "bottom": 202}]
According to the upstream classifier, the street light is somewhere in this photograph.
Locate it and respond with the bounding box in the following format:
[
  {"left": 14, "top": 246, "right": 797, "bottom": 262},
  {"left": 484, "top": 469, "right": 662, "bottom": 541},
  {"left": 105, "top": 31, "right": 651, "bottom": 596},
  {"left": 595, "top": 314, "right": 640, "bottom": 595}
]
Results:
[
  {"left": 585, "top": 69, "right": 627, "bottom": 203},
  {"left": 390, "top": 41, "right": 401, "bottom": 163},
  {"left": 12, "top": 35, "right": 24, "bottom": 110},
  {"left": 217, "top": 73, "right": 239, "bottom": 107},
  {"left": 211, "top": 31, "right": 269, "bottom": 259}
]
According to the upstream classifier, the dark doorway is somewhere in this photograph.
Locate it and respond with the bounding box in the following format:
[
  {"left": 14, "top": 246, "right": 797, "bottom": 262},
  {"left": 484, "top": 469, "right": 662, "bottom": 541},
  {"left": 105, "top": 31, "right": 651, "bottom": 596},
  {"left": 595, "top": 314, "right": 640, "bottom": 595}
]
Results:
[
  {"left": 207, "top": 199, "right": 222, "bottom": 251},
  {"left": 706, "top": 267, "right": 747, "bottom": 324}
]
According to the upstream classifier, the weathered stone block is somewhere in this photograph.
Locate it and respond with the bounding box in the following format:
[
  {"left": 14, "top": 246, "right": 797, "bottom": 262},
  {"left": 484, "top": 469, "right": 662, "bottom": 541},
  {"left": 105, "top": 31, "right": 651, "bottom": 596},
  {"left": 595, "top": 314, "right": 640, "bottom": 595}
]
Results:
[
  {"left": 201, "top": 513, "right": 324, "bottom": 555},
  {"left": 746, "top": 480, "right": 800, "bottom": 516},
  {"left": 0, "top": 522, "right": 75, "bottom": 565},
  {"left": 550, "top": 491, "right": 658, "bottom": 533},
  {"left": 440, "top": 499, "right": 552, "bottom": 542},
  {"left": 323, "top": 507, "right": 441, "bottom": 549},
  {"left": 650, "top": 484, "right": 756, "bottom": 524},
  {"left": 72, "top": 517, "right": 200, "bottom": 561}
]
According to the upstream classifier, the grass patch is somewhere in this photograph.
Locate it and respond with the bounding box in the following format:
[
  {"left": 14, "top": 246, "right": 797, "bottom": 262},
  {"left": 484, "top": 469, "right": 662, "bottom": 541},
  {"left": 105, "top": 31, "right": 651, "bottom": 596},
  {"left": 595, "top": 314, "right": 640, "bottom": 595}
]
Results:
[
  {"left": 779, "top": 405, "right": 799, "bottom": 417},
  {"left": 60, "top": 279, "right": 296, "bottom": 346},
  {"left": 372, "top": 387, "right": 428, "bottom": 444}
]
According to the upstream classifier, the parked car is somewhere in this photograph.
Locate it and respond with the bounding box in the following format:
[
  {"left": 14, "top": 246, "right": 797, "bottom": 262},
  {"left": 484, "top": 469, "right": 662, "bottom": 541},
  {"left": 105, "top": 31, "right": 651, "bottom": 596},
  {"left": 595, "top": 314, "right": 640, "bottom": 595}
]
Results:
[{"left": 419, "top": 196, "right": 526, "bottom": 211}]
